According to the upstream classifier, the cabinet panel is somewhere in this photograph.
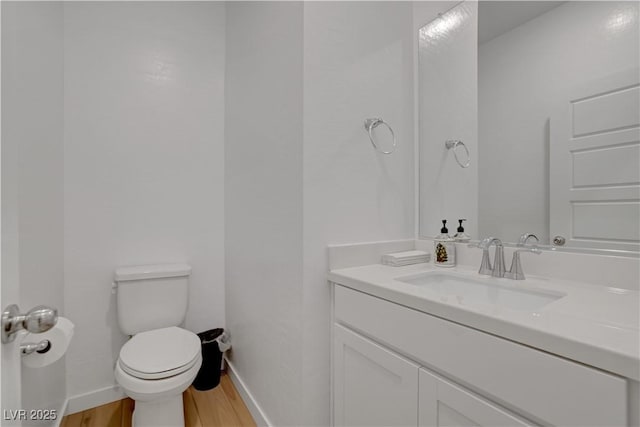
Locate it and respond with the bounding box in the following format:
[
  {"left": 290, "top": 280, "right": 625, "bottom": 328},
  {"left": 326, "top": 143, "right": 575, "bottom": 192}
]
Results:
[
  {"left": 335, "top": 285, "right": 627, "bottom": 426},
  {"left": 333, "top": 324, "right": 419, "bottom": 427},
  {"left": 419, "top": 368, "right": 534, "bottom": 427}
]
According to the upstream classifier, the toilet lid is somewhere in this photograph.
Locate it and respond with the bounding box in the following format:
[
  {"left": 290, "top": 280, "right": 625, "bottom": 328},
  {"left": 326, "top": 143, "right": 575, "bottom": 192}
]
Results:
[{"left": 119, "top": 327, "right": 201, "bottom": 379}]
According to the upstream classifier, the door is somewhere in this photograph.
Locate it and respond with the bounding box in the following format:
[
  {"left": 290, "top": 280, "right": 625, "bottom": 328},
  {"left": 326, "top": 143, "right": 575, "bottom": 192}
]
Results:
[
  {"left": 1, "top": 2, "right": 23, "bottom": 411},
  {"left": 418, "top": 368, "right": 534, "bottom": 427},
  {"left": 333, "top": 324, "right": 419, "bottom": 427},
  {"left": 550, "top": 68, "right": 640, "bottom": 251}
]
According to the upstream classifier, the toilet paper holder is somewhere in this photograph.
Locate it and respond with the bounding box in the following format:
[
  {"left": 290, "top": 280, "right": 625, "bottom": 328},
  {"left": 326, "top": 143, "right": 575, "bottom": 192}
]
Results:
[
  {"left": 2, "top": 304, "right": 58, "bottom": 343},
  {"left": 21, "top": 339, "right": 51, "bottom": 356}
]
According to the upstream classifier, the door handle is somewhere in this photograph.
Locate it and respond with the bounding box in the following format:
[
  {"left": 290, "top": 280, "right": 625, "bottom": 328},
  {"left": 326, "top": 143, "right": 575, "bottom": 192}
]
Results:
[
  {"left": 553, "top": 236, "right": 566, "bottom": 246},
  {"left": 2, "top": 304, "right": 58, "bottom": 343}
]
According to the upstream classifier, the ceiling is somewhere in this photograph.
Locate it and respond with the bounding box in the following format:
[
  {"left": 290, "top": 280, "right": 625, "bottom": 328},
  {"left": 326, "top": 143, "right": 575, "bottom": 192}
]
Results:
[{"left": 478, "top": 1, "right": 566, "bottom": 44}]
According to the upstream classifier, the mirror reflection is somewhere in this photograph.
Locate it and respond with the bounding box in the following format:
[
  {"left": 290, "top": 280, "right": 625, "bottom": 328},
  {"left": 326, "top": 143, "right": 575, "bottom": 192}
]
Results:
[{"left": 418, "top": 1, "right": 640, "bottom": 252}]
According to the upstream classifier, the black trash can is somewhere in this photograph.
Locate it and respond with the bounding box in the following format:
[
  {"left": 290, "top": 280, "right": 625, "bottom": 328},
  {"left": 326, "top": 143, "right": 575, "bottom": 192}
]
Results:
[{"left": 193, "top": 328, "right": 224, "bottom": 391}]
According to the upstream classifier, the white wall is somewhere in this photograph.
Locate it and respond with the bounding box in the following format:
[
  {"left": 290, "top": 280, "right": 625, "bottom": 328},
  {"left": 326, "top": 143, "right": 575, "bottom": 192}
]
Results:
[
  {"left": 417, "top": 1, "right": 479, "bottom": 239},
  {"left": 413, "top": 0, "right": 461, "bottom": 237},
  {"left": 225, "top": 3, "right": 304, "bottom": 426},
  {"left": 3, "top": 3, "right": 414, "bottom": 420},
  {"left": 1, "top": 1, "right": 66, "bottom": 419},
  {"left": 478, "top": 1, "right": 640, "bottom": 243},
  {"left": 302, "top": 2, "right": 415, "bottom": 424},
  {"left": 225, "top": 3, "right": 414, "bottom": 425},
  {"left": 63, "top": 2, "right": 226, "bottom": 398}
]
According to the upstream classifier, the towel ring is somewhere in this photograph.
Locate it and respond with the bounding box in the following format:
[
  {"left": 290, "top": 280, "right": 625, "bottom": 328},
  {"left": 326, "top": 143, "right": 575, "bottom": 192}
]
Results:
[
  {"left": 364, "top": 118, "right": 396, "bottom": 155},
  {"left": 445, "top": 139, "right": 470, "bottom": 168}
]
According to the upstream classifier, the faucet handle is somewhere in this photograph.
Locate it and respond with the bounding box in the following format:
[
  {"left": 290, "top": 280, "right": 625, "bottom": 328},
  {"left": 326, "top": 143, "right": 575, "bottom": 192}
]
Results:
[
  {"left": 472, "top": 237, "right": 503, "bottom": 276},
  {"left": 505, "top": 247, "right": 541, "bottom": 280},
  {"left": 478, "top": 248, "right": 492, "bottom": 275},
  {"left": 468, "top": 240, "right": 493, "bottom": 275}
]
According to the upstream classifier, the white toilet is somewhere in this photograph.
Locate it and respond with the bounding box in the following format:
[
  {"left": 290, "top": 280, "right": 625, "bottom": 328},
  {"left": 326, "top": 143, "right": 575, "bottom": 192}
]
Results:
[{"left": 113, "top": 264, "right": 202, "bottom": 427}]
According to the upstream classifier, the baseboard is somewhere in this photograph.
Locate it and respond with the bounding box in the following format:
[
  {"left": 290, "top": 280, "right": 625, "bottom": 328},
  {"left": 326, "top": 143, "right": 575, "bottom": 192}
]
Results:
[
  {"left": 53, "top": 397, "right": 68, "bottom": 427},
  {"left": 225, "top": 358, "right": 272, "bottom": 427},
  {"left": 65, "top": 384, "right": 126, "bottom": 415}
]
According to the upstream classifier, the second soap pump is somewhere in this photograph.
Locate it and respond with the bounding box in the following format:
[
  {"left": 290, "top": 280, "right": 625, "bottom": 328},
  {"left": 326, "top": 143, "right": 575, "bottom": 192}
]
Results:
[{"left": 454, "top": 219, "right": 470, "bottom": 243}]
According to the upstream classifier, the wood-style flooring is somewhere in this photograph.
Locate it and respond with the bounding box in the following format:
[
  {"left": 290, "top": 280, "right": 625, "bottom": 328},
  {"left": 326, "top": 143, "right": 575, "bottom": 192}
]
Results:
[{"left": 60, "top": 374, "right": 256, "bottom": 427}]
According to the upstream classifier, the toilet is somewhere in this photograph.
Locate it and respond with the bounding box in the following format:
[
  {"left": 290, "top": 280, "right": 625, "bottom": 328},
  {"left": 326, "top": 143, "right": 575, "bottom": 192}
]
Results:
[{"left": 113, "top": 264, "right": 202, "bottom": 427}]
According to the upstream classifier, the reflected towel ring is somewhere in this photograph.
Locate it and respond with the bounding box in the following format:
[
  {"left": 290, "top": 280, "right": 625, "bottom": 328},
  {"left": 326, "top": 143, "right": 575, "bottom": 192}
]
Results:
[
  {"left": 445, "top": 139, "right": 470, "bottom": 168},
  {"left": 364, "top": 118, "right": 397, "bottom": 154}
]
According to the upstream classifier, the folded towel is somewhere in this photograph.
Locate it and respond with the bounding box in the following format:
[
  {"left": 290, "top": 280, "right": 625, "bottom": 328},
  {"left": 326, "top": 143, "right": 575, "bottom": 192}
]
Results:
[
  {"left": 382, "top": 250, "right": 430, "bottom": 266},
  {"left": 382, "top": 250, "right": 429, "bottom": 260}
]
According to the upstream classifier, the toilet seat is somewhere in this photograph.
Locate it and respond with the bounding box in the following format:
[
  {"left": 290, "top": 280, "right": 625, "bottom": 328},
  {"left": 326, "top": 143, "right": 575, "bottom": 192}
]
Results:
[
  {"left": 119, "top": 352, "right": 201, "bottom": 380},
  {"left": 119, "top": 326, "right": 201, "bottom": 380},
  {"left": 115, "top": 352, "right": 202, "bottom": 402}
]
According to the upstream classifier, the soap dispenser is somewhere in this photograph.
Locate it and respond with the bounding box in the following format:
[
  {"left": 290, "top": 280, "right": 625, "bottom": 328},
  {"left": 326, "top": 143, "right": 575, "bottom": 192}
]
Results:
[
  {"left": 434, "top": 220, "right": 456, "bottom": 267},
  {"left": 454, "top": 219, "right": 470, "bottom": 243}
]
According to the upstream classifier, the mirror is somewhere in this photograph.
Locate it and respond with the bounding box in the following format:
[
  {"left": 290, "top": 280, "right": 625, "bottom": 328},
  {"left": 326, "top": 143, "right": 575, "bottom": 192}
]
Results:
[{"left": 418, "top": 1, "right": 640, "bottom": 253}]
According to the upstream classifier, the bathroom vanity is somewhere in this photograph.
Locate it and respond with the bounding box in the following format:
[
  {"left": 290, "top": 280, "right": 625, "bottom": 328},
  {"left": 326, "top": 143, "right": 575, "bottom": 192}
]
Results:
[
  {"left": 329, "top": 260, "right": 639, "bottom": 427},
  {"left": 388, "top": 1, "right": 640, "bottom": 423}
]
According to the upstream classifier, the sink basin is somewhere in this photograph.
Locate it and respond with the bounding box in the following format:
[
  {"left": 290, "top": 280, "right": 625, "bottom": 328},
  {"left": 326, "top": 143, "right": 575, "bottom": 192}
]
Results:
[{"left": 395, "top": 272, "right": 565, "bottom": 311}]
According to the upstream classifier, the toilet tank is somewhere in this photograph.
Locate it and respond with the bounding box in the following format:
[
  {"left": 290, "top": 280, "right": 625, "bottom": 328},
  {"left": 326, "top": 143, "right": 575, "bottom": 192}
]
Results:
[{"left": 115, "top": 264, "right": 191, "bottom": 335}]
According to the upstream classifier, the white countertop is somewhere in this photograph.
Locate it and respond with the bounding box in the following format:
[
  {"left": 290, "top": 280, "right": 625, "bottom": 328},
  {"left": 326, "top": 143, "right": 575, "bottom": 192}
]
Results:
[{"left": 329, "top": 263, "right": 640, "bottom": 381}]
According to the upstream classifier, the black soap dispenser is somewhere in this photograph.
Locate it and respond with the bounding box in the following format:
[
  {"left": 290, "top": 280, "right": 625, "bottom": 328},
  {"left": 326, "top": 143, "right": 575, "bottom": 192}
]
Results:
[
  {"left": 454, "top": 219, "right": 470, "bottom": 243},
  {"left": 434, "top": 220, "right": 456, "bottom": 267}
]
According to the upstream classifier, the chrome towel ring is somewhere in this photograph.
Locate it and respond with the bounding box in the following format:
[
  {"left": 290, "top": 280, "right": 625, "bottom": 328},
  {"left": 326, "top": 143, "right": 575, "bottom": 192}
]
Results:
[
  {"left": 364, "top": 118, "right": 397, "bottom": 154},
  {"left": 445, "top": 139, "right": 470, "bottom": 168}
]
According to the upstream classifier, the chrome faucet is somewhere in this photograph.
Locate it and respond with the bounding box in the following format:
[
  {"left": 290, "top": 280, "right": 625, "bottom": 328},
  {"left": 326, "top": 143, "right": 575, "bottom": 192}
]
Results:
[
  {"left": 475, "top": 237, "right": 506, "bottom": 278},
  {"left": 517, "top": 233, "right": 539, "bottom": 247},
  {"left": 505, "top": 233, "right": 541, "bottom": 280}
]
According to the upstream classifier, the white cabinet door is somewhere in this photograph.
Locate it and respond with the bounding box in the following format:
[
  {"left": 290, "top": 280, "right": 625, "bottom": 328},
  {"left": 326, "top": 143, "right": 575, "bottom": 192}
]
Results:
[
  {"left": 333, "top": 324, "right": 419, "bottom": 427},
  {"left": 419, "top": 368, "right": 535, "bottom": 427}
]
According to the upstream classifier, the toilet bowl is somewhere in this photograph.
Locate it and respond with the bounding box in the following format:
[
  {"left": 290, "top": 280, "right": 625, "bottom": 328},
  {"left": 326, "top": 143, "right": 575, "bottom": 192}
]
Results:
[{"left": 115, "top": 326, "right": 202, "bottom": 427}]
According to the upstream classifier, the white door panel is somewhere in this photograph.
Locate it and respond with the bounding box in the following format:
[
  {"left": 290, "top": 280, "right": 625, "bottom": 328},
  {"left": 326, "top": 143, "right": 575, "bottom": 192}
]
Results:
[
  {"left": 550, "top": 68, "right": 640, "bottom": 251},
  {"left": 572, "top": 143, "right": 639, "bottom": 187},
  {"left": 1, "top": 2, "right": 23, "bottom": 412},
  {"left": 572, "top": 85, "right": 639, "bottom": 137}
]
